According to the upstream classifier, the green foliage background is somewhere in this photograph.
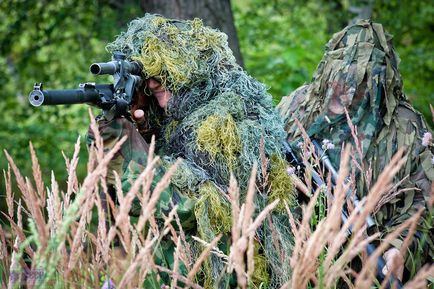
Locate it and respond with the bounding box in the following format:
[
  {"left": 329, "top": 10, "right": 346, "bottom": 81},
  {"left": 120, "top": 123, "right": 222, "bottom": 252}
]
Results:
[{"left": 0, "top": 0, "right": 432, "bottom": 200}]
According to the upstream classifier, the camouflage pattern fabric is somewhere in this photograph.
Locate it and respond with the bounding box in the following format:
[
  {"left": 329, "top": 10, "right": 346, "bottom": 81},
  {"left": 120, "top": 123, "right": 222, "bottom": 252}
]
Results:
[{"left": 278, "top": 19, "right": 434, "bottom": 271}]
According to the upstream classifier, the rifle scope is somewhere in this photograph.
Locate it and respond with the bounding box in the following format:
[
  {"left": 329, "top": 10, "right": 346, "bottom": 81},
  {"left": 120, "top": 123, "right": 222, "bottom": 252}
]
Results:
[{"left": 89, "top": 52, "right": 142, "bottom": 76}]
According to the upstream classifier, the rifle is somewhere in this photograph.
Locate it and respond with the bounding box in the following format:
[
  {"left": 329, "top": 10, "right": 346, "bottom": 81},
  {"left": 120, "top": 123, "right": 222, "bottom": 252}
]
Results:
[
  {"left": 28, "top": 52, "right": 143, "bottom": 118},
  {"left": 283, "top": 139, "right": 403, "bottom": 289}
]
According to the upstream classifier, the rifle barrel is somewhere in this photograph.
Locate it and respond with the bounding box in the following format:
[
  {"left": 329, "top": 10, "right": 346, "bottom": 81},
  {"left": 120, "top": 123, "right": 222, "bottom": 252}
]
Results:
[{"left": 28, "top": 83, "right": 113, "bottom": 107}]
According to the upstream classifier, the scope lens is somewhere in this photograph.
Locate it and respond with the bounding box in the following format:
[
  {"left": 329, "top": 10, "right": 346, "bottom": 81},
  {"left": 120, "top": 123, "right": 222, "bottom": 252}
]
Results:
[{"left": 90, "top": 64, "right": 101, "bottom": 75}]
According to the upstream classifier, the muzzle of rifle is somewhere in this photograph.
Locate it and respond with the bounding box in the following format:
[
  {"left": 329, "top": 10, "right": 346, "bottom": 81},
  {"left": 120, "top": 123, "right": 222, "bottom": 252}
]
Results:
[{"left": 28, "top": 83, "right": 111, "bottom": 106}]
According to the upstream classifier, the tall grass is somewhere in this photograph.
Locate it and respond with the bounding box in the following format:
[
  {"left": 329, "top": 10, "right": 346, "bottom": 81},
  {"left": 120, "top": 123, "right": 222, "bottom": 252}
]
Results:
[{"left": 0, "top": 114, "right": 432, "bottom": 288}]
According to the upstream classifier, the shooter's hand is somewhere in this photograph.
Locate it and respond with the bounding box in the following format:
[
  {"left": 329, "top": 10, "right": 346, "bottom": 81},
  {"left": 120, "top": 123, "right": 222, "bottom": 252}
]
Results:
[
  {"left": 131, "top": 84, "right": 148, "bottom": 124},
  {"left": 382, "top": 248, "right": 404, "bottom": 281}
]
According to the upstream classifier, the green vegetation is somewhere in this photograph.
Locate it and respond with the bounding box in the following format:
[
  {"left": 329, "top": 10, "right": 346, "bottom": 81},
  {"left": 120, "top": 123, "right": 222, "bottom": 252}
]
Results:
[
  {"left": 0, "top": 0, "right": 137, "bottom": 195},
  {"left": 0, "top": 0, "right": 432, "bottom": 199}
]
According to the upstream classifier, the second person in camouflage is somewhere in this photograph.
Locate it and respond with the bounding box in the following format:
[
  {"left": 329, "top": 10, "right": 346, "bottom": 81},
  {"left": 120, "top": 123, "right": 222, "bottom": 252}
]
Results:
[{"left": 278, "top": 19, "right": 434, "bottom": 280}]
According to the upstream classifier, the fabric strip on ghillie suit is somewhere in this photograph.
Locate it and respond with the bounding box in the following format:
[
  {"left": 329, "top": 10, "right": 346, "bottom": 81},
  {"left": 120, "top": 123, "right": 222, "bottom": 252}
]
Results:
[
  {"left": 90, "top": 14, "right": 296, "bottom": 288},
  {"left": 278, "top": 19, "right": 434, "bottom": 274}
]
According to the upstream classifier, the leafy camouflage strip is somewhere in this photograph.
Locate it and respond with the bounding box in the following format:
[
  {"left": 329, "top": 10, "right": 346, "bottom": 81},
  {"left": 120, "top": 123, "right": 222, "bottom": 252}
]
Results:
[{"left": 278, "top": 19, "right": 434, "bottom": 269}]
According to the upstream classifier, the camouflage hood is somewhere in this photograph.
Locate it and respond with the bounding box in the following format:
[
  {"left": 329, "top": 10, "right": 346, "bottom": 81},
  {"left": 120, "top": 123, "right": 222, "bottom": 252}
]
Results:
[
  {"left": 107, "top": 14, "right": 239, "bottom": 120},
  {"left": 279, "top": 19, "right": 406, "bottom": 160}
]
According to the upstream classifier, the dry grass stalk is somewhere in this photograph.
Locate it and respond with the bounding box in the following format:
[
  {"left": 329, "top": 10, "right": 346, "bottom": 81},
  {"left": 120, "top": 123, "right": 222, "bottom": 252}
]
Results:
[
  {"left": 2, "top": 209, "right": 34, "bottom": 260},
  {"left": 7, "top": 235, "right": 21, "bottom": 289},
  {"left": 88, "top": 109, "right": 105, "bottom": 161},
  {"left": 117, "top": 234, "right": 158, "bottom": 288},
  {"left": 380, "top": 208, "right": 424, "bottom": 289},
  {"left": 191, "top": 236, "right": 229, "bottom": 262},
  {"left": 4, "top": 150, "right": 29, "bottom": 204},
  {"left": 112, "top": 152, "right": 163, "bottom": 251},
  {"left": 5, "top": 149, "right": 50, "bottom": 251},
  {"left": 351, "top": 148, "right": 407, "bottom": 236},
  {"left": 49, "top": 172, "right": 62, "bottom": 237},
  {"left": 86, "top": 134, "right": 98, "bottom": 174},
  {"left": 282, "top": 141, "right": 424, "bottom": 289},
  {"left": 24, "top": 176, "right": 49, "bottom": 250},
  {"left": 228, "top": 165, "right": 280, "bottom": 288},
  {"left": 156, "top": 265, "right": 204, "bottom": 289},
  {"left": 136, "top": 159, "right": 181, "bottom": 234},
  {"left": 247, "top": 199, "right": 279, "bottom": 236},
  {"left": 171, "top": 238, "right": 182, "bottom": 289},
  {"left": 402, "top": 264, "right": 434, "bottom": 289},
  {"left": 294, "top": 118, "right": 315, "bottom": 192},
  {"left": 228, "top": 171, "right": 249, "bottom": 289},
  {"left": 4, "top": 165, "right": 14, "bottom": 219},
  {"left": 3, "top": 151, "right": 48, "bottom": 253},
  {"left": 354, "top": 209, "right": 423, "bottom": 289},
  {"left": 293, "top": 118, "right": 327, "bottom": 190},
  {"left": 63, "top": 136, "right": 82, "bottom": 211},
  {"left": 29, "top": 142, "right": 46, "bottom": 207},
  {"left": 7, "top": 201, "right": 31, "bottom": 288},
  {"left": 285, "top": 189, "right": 320, "bottom": 288},
  {"left": 373, "top": 176, "right": 411, "bottom": 214},
  {"left": 187, "top": 234, "right": 222, "bottom": 283},
  {"left": 94, "top": 190, "right": 109, "bottom": 266},
  {"left": 247, "top": 230, "right": 255, "bottom": 278},
  {"left": 267, "top": 215, "right": 285, "bottom": 266},
  {"left": 291, "top": 174, "right": 311, "bottom": 197},
  {"left": 46, "top": 185, "right": 57, "bottom": 238},
  {"left": 0, "top": 225, "right": 8, "bottom": 261},
  {"left": 46, "top": 122, "right": 127, "bottom": 283},
  {"left": 67, "top": 190, "right": 95, "bottom": 271},
  {"left": 0, "top": 225, "right": 9, "bottom": 288},
  {"left": 344, "top": 108, "right": 365, "bottom": 173}
]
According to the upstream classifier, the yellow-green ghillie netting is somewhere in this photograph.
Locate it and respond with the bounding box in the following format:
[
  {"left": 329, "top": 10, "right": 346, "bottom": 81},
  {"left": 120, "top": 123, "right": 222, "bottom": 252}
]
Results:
[
  {"left": 196, "top": 113, "right": 241, "bottom": 169},
  {"left": 107, "top": 15, "right": 235, "bottom": 92},
  {"left": 107, "top": 13, "right": 296, "bottom": 288}
]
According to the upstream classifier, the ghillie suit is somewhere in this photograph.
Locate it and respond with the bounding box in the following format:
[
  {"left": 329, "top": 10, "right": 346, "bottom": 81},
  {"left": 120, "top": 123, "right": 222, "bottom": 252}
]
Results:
[
  {"left": 95, "top": 14, "right": 296, "bottom": 288},
  {"left": 278, "top": 20, "right": 434, "bottom": 273}
]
